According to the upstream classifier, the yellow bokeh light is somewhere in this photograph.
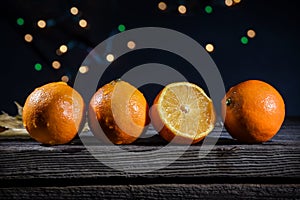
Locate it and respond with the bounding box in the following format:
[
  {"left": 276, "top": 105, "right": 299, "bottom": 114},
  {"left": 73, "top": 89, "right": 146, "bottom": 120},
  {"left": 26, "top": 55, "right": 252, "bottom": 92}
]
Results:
[
  {"left": 247, "top": 29, "right": 256, "bottom": 38},
  {"left": 79, "top": 66, "right": 89, "bottom": 74},
  {"left": 225, "top": 0, "right": 233, "bottom": 6},
  {"left": 106, "top": 54, "right": 115, "bottom": 62},
  {"left": 61, "top": 75, "right": 69, "bottom": 83},
  {"left": 70, "top": 7, "right": 79, "bottom": 15},
  {"left": 37, "top": 20, "right": 46, "bottom": 28},
  {"left": 205, "top": 44, "right": 214, "bottom": 53},
  {"left": 59, "top": 45, "right": 68, "bottom": 53},
  {"left": 158, "top": 2, "right": 167, "bottom": 11},
  {"left": 24, "top": 34, "right": 33, "bottom": 42},
  {"left": 178, "top": 5, "right": 187, "bottom": 14},
  {"left": 233, "top": 0, "right": 241, "bottom": 3},
  {"left": 52, "top": 61, "right": 61, "bottom": 69},
  {"left": 127, "top": 41, "right": 136, "bottom": 49},
  {"left": 79, "top": 19, "right": 88, "bottom": 28}
]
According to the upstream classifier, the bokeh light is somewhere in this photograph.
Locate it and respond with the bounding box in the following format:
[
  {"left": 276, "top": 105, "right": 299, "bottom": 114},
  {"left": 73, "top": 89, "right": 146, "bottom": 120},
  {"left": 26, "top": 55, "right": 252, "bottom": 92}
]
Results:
[
  {"left": 79, "top": 66, "right": 89, "bottom": 74},
  {"left": 70, "top": 7, "right": 79, "bottom": 15},
  {"left": 158, "top": 2, "right": 167, "bottom": 11},
  {"left": 241, "top": 36, "right": 249, "bottom": 44},
  {"left": 205, "top": 44, "right": 214, "bottom": 52},
  {"left": 61, "top": 75, "right": 69, "bottom": 82},
  {"left": 225, "top": 0, "right": 233, "bottom": 6},
  {"left": 59, "top": 45, "right": 68, "bottom": 53},
  {"left": 233, "top": 0, "right": 241, "bottom": 3},
  {"left": 37, "top": 20, "right": 46, "bottom": 28},
  {"left": 178, "top": 5, "right": 187, "bottom": 14},
  {"left": 118, "top": 24, "right": 126, "bottom": 32},
  {"left": 106, "top": 54, "right": 115, "bottom": 62},
  {"left": 79, "top": 19, "right": 88, "bottom": 28},
  {"left": 127, "top": 41, "right": 136, "bottom": 49},
  {"left": 16, "top": 18, "right": 24, "bottom": 26},
  {"left": 52, "top": 61, "right": 61, "bottom": 69},
  {"left": 205, "top": 6, "right": 213, "bottom": 14},
  {"left": 24, "top": 34, "right": 33, "bottom": 42},
  {"left": 34, "top": 63, "right": 42, "bottom": 71},
  {"left": 247, "top": 29, "right": 256, "bottom": 38}
]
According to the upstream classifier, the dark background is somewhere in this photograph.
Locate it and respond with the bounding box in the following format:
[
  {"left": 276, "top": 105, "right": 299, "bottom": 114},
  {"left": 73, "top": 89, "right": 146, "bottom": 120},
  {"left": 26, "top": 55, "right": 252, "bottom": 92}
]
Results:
[{"left": 0, "top": 0, "right": 299, "bottom": 116}]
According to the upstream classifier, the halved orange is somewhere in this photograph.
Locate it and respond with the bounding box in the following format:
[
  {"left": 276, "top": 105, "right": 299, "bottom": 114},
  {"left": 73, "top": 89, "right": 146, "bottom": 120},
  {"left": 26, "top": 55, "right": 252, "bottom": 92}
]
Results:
[{"left": 150, "top": 82, "right": 216, "bottom": 144}]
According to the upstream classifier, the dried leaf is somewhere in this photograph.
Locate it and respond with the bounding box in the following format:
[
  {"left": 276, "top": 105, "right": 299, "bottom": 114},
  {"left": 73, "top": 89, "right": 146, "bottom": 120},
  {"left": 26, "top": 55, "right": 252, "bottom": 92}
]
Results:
[
  {"left": 0, "top": 112, "right": 24, "bottom": 129},
  {"left": 0, "top": 128, "right": 29, "bottom": 137},
  {"left": 0, "top": 126, "right": 8, "bottom": 132},
  {"left": 0, "top": 102, "right": 27, "bottom": 136},
  {"left": 82, "top": 122, "right": 90, "bottom": 132},
  {"left": 14, "top": 101, "right": 23, "bottom": 116}
]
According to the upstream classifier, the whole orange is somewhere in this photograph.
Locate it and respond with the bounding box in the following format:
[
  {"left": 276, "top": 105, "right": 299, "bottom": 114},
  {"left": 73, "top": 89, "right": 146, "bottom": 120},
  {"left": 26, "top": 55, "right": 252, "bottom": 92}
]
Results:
[
  {"left": 22, "top": 82, "right": 85, "bottom": 145},
  {"left": 221, "top": 80, "right": 285, "bottom": 143},
  {"left": 88, "top": 79, "right": 149, "bottom": 144}
]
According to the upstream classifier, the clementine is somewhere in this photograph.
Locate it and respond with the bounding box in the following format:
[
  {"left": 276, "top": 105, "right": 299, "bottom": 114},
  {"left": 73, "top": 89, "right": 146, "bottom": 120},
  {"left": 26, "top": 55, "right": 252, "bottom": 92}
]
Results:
[
  {"left": 88, "top": 79, "right": 149, "bottom": 144},
  {"left": 221, "top": 80, "right": 285, "bottom": 143},
  {"left": 22, "top": 82, "right": 85, "bottom": 145}
]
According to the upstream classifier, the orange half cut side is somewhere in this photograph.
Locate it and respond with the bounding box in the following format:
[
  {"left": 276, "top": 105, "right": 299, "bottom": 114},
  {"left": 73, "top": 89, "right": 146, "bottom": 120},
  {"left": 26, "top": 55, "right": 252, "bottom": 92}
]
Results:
[{"left": 151, "top": 82, "right": 216, "bottom": 144}]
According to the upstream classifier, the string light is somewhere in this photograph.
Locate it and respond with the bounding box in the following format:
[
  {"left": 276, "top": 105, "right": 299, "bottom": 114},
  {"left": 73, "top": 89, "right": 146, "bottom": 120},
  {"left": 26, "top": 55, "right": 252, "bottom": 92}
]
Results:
[
  {"left": 37, "top": 20, "right": 46, "bottom": 28},
  {"left": 59, "top": 45, "right": 68, "bottom": 53},
  {"left": 118, "top": 24, "right": 126, "bottom": 32},
  {"left": 79, "top": 66, "right": 89, "bottom": 74},
  {"left": 61, "top": 75, "right": 69, "bottom": 82},
  {"left": 16, "top": 18, "right": 24, "bottom": 26},
  {"left": 127, "top": 41, "right": 136, "bottom": 49},
  {"left": 52, "top": 61, "right": 61, "bottom": 69},
  {"left": 205, "top": 44, "right": 214, "bottom": 52},
  {"left": 15, "top": 1, "right": 255, "bottom": 84},
  {"left": 106, "top": 54, "right": 115, "bottom": 62},
  {"left": 70, "top": 7, "right": 79, "bottom": 15},
  {"left": 79, "top": 19, "right": 88, "bottom": 28},
  {"left": 178, "top": 5, "right": 187, "bottom": 14},
  {"left": 225, "top": 0, "right": 233, "bottom": 6},
  {"left": 24, "top": 34, "right": 33, "bottom": 42},
  {"left": 241, "top": 36, "right": 248, "bottom": 44},
  {"left": 247, "top": 29, "right": 256, "bottom": 38},
  {"left": 205, "top": 6, "right": 213, "bottom": 14},
  {"left": 34, "top": 63, "right": 42, "bottom": 71},
  {"left": 158, "top": 2, "right": 167, "bottom": 11}
]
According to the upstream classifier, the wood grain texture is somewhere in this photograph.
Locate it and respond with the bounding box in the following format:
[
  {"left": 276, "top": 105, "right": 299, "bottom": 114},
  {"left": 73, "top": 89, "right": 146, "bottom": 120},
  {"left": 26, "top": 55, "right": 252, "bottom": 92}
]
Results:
[
  {"left": 0, "top": 184, "right": 299, "bottom": 200},
  {"left": 0, "top": 118, "right": 299, "bottom": 199}
]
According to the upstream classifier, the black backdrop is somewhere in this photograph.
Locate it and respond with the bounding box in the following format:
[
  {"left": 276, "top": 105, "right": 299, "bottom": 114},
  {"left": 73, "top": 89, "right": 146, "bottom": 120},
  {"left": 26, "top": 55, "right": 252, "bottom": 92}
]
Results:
[{"left": 0, "top": 0, "right": 299, "bottom": 116}]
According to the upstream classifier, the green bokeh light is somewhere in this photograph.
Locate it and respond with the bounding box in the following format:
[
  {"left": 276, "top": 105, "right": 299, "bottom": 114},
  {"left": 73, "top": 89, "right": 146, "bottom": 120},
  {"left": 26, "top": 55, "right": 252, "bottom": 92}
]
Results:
[
  {"left": 34, "top": 63, "right": 42, "bottom": 71},
  {"left": 118, "top": 24, "right": 126, "bottom": 32},
  {"left": 205, "top": 6, "right": 213, "bottom": 14},
  {"left": 241, "top": 36, "right": 249, "bottom": 44},
  {"left": 17, "top": 18, "right": 24, "bottom": 26}
]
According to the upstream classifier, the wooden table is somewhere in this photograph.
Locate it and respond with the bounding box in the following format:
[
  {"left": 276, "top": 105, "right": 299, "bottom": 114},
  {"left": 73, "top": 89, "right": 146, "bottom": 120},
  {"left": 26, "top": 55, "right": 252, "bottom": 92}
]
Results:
[{"left": 0, "top": 117, "right": 299, "bottom": 199}]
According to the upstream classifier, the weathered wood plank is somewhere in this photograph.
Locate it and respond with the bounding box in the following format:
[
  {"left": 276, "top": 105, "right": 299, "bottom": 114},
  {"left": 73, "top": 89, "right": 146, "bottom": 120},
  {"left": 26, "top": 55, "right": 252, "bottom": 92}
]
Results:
[
  {"left": 0, "top": 184, "right": 299, "bottom": 200},
  {"left": 0, "top": 118, "right": 299, "bottom": 188},
  {"left": 0, "top": 139, "right": 299, "bottom": 185}
]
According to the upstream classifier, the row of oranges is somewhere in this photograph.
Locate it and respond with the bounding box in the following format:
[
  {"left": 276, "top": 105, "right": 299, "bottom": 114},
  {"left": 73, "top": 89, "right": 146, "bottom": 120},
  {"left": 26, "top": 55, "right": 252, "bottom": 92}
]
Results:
[{"left": 22, "top": 79, "right": 285, "bottom": 145}]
